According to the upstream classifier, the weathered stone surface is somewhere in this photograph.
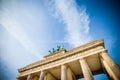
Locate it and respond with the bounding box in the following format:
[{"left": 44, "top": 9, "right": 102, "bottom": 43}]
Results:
[{"left": 17, "top": 40, "right": 120, "bottom": 80}]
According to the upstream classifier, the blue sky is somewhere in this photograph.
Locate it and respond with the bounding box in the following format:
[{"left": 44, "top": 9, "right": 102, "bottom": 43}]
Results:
[{"left": 0, "top": 0, "right": 120, "bottom": 80}]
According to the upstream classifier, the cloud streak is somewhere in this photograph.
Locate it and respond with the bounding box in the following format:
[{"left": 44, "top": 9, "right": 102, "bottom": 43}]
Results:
[
  {"left": 1, "top": 9, "right": 42, "bottom": 59},
  {"left": 46, "top": 0, "right": 92, "bottom": 47}
]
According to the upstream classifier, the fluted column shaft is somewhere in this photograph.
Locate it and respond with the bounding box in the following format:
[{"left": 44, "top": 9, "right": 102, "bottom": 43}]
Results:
[
  {"left": 79, "top": 58, "right": 94, "bottom": 80},
  {"left": 67, "top": 67, "right": 76, "bottom": 80},
  {"left": 100, "top": 52, "right": 120, "bottom": 80},
  {"left": 61, "top": 64, "right": 67, "bottom": 80},
  {"left": 39, "top": 71, "right": 46, "bottom": 80}
]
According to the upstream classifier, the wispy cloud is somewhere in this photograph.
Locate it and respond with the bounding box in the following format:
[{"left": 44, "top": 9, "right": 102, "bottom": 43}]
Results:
[
  {"left": 1, "top": 9, "right": 42, "bottom": 59},
  {"left": 46, "top": 0, "right": 92, "bottom": 47},
  {"left": 0, "top": 1, "right": 56, "bottom": 79}
]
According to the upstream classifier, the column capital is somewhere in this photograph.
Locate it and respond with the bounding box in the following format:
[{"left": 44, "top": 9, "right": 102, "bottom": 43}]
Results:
[
  {"left": 99, "top": 49, "right": 107, "bottom": 54},
  {"left": 61, "top": 64, "right": 66, "bottom": 66},
  {"left": 61, "top": 64, "right": 68, "bottom": 68},
  {"left": 79, "top": 58, "right": 86, "bottom": 60},
  {"left": 40, "top": 70, "right": 47, "bottom": 73}
]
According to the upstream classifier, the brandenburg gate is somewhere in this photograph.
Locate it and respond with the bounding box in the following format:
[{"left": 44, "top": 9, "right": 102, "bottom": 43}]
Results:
[{"left": 17, "top": 40, "right": 120, "bottom": 80}]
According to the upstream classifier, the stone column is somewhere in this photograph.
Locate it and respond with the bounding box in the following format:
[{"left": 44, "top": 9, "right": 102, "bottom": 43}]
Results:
[
  {"left": 27, "top": 74, "right": 33, "bottom": 80},
  {"left": 79, "top": 58, "right": 94, "bottom": 80},
  {"left": 100, "top": 51, "right": 120, "bottom": 80},
  {"left": 39, "top": 71, "right": 46, "bottom": 80},
  {"left": 67, "top": 67, "right": 76, "bottom": 80},
  {"left": 61, "top": 64, "right": 67, "bottom": 80}
]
